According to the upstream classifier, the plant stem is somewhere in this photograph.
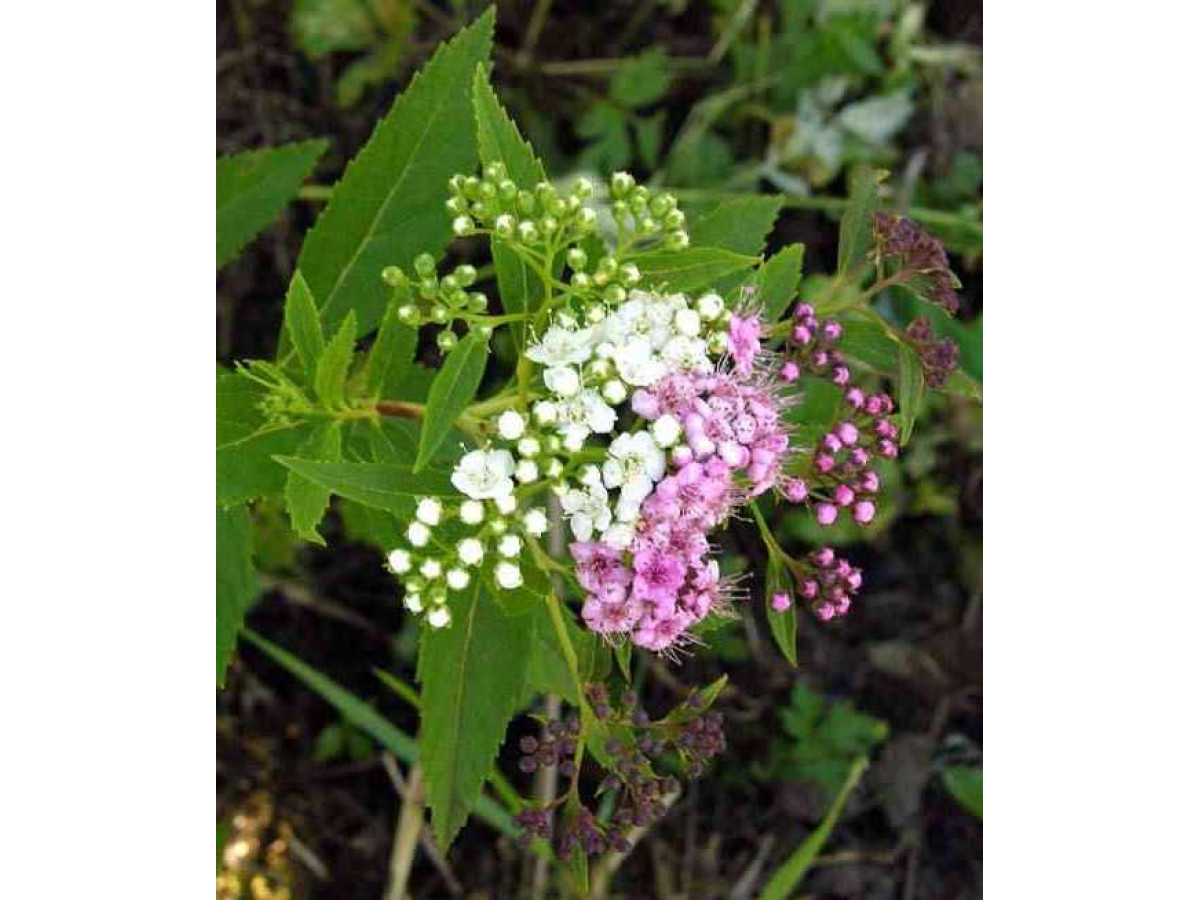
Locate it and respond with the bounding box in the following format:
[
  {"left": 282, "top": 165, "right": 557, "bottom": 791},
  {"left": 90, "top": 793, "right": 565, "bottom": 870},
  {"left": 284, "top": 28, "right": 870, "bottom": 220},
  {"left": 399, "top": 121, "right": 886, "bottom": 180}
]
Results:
[{"left": 384, "top": 765, "right": 426, "bottom": 900}]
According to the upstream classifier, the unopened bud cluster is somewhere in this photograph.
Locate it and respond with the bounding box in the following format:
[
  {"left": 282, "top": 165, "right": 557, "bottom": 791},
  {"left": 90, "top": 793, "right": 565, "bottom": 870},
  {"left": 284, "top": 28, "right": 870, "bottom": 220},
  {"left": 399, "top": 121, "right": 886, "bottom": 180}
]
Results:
[
  {"left": 871, "top": 213, "right": 962, "bottom": 315},
  {"left": 904, "top": 315, "right": 959, "bottom": 388},
  {"left": 517, "top": 716, "right": 580, "bottom": 777},
  {"left": 446, "top": 162, "right": 600, "bottom": 248},
  {"left": 380, "top": 252, "right": 491, "bottom": 351}
]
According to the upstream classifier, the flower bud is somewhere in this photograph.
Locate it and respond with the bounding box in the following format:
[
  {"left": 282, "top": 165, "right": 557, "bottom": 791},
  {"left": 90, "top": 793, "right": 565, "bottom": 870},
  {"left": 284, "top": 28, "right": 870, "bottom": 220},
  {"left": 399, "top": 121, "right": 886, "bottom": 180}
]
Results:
[
  {"left": 567, "top": 247, "right": 588, "bottom": 270},
  {"left": 515, "top": 459, "right": 539, "bottom": 483},
  {"left": 446, "top": 568, "right": 470, "bottom": 591},
  {"left": 611, "top": 172, "right": 635, "bottom": 197},
  {"left": 771, "top": 593, "right": 792, "bottom": 612},
  {"left": 407, "top": 521, "right": 431, "bottom": 547},
  {"left": 387, "top": 549, "right": 412, "bottom": 574},
  {"left": 815, "top": 503, "right": 838, "bottom": 526},
  {"left": 523, "top": 508, "right": 548, "bottom": 536},
  {"left": 452, "top": 216, "right": 472, "bottom": 236},
  {"left": 459, "top": 500, "right": 485, "bottom": 525},
  {"left": 416, "top": 498, "right": 443, "bottom": 526},
  {"left": 601, "top": 378, "right": 626, "bottom": 404},
  {"left": 458, "top": 537, "right": 484, "bottom": 566},
  {"left": 427, "top": 606, "right": 451, "bottom": 628},
  {"left": 496, "top": 410, "right": 526, "bottom": 441},
  {"left": 494, "top": 494, "right": 518, "bottom": 515},
  {"left": 495, "top": 213, "right": 516, "bottom": 238},
  {"left": 419, "top": 558, "right": 442, "bottom": 579},
  {"left": 496, "top": 561, "right": 524, "bottom": 589},
  {"left": 436, "top": 330, "right": 458, "bottom": 351},
  {"left": 498, "top": 534, "right": 522, "bottom": 558}
]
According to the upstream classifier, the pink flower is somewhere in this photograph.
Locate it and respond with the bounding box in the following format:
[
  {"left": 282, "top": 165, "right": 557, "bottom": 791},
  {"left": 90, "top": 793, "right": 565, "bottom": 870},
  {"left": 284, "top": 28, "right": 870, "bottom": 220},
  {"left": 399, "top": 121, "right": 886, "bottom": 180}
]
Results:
[
  {"left": 816, "top": 503, "right": 838, "bottom": 526},
  {"left": 570, "top": 542, "right": 633, "bottom": 594},
  {"left": 728, "top": 314, "right": 763, "bottom": 375},
  {"left": 771, "top": 593, "right": 792, "bottom": 612},
  {"left": 852, "top": 501, "right": 876, "bottom": 524},
  {"left": 835, "top": 421, "right": 858, "bottom": 445},
  {"left": 632, "top": 550, "right": 687, "bottom": 602},
  {"left": 834, "top": 485, "right": 855, "bottom": 507}
]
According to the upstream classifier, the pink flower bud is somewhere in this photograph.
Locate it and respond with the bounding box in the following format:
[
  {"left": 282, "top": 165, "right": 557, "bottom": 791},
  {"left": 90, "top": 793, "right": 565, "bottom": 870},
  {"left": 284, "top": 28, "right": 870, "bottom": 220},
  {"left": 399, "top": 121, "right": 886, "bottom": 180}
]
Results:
[
  {"left": 845, "top": 387, "right": 865, "bottom": 409},
  {"left": 832, "top": 365, "right": 851, "bottom": 386},
  {"left": 859, "top": 471, "right": 880, "bottom": 493},
  {"left": 813, "top": 350, "right": 829, "bottom": 368},
  {"left": 793, "top": 303, "right": 814, "bottom": 319},
  {"left": 853, "top": 500, "right": 876, "bottom": 524},
  {"left": 835, "top": 421, "right": 858, "bottom": 445},
  {"left": 821, "top": 321, "right": 843, "bottom": 341},
  {"left": 864, "top": 396, "right": 883, "bottom": 415},
  {"left": 822, "top": 433, "right": 842, "bottom": 453},
  {"left": 815, "top": 454, "right": 835, "bottom": 474},
  {"left": 846, "top": 570, "right": 863, "bottom": 590},
  {"left": 815, "top": 602, "right": 836, "bottom": 622},
  {"left": 771, "top": 593, "right": 792, "bottom": 612},
  {"left": 878, "top": 440, "right": 898, "bottom": 459},
  {"left": 850, "top": 448, "right": 870, "bottom": 467},
  {"left": 816, "top": 503, "right": 838, "bottom": 526},
  {"left": 780, "top": 360, "right": 801, "bottom": 382},
  {"left": 631, "top": 390, "right": 660, "bottom": 419},
  {"left": 812, "top": 548, "right": 835, "bottom": 567},
  {"left": 875, "top": 419, "right": 898, "bottom": 440},
  {"left": 672, "top": 445, "right": 695, "bottom": 466},
  {"left": 834, "top": 485, "right": 855, "bottom": 507},
  {"left": 783, "top": 478, "right": 808, "bottom": 502},
  {"left": 879, "top": 394, "right": 895, "bottom": 413},
  {"left": 791, "top": 325, "right": 812, "bottom": 345},
  {"left": 720, "top": 441, "right": 749, "bottom": 467}
]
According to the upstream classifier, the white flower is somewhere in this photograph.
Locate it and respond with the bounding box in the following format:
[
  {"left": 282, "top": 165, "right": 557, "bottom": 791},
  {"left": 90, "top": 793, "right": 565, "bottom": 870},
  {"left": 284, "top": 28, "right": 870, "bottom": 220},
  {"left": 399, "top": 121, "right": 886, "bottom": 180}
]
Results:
[
  {"left": 651, "top": 414, "right": 682, "bottom": 447},
  {"left": 555, "top": 389, "right": 617, "bottom": 447},
  {"left": 517, "top": 437, "right": 541, "bottom": 457},
  {"left": 662, "top": 335, "right": 713, "bottom": 373},
  {"left": 459, "top": 499, "right": 485, "bottom": 524},
  {"left": 674, "top": 307, "right": 702, "bottom": 337},
  {"left": 614, "top": 337, "right": 668, "bottom": 387},
  {"left": 561, "top": 470, "right": 613, "bottom": 542},
  {"left": 697, "top": 292, "right": 724, "bottom": 320},
  {"left": 407, "top": 521, "right": 430, "bottom": 547},
  {"left": 602, "top": 522, "right": 635, "bottom": 550},
  {"left": 496, "top": 410, "right": 527, "bottom": 441},
  {"left": 498, "top": 534, "right": 522, "bottom": 558},
  {"left": 458, "top": 538, "right": 484, "bottom": 567},
  {"left": 601, "top": 379, "right": 627, "bottom": 405},
  {"left": 607, "top": 297, "right": 672, "bottom": 349},
  {"left": 451, "top": 449, "right": 516, "bottom": 501},
  {"left": 515, "top": 459, "right": 539, "bottom": 484},
  {"left": 494, "top": 493, "right": 518, "bottom": 515},
  {"left": 495, "top": 561, "right": 524, "bottom": 589},
  {"left": 533, "top": 400, "right": 558, "bottom": 425},
  {"left": 544, "top": 366, "right": 581, "bottom": 397},
  {"left": 419, "top": 559, "right": 442, "bottom": 579},
  {"left": 446, "top": 568, "right": 470, "bottom": 590},
  {"left": 387, "top": 549, "right": 412, "bottom": 574},
  {"left": 404, "top": 593, "right": 424, "bottom": 613},
  {"left": 523, "top": 508, "right": 548, "bottom": 536},
  {"left": 602, "top": 431, "right": 666, "bottom": 513},
  {"left": 416, "top": 498, "right": 443, "bottom": 526},
  {"left": 427, "top": 606, "right": 452, "bottom": 628}
]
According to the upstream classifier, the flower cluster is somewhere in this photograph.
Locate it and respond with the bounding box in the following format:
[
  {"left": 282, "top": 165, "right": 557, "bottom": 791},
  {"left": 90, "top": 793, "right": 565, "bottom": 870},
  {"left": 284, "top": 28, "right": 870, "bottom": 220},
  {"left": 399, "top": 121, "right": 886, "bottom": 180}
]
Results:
[
  {"left": 797, "top": 546, "right": 864, "bottom": 621},
  {"left": 777, "top": 301, "right": 899, "bottom": 529},
  {"left": 381, "top": 253, "right": 490, "bottom": 350},
  {"left": 872, "top": 212, "right": 962, "bottom": 314}
]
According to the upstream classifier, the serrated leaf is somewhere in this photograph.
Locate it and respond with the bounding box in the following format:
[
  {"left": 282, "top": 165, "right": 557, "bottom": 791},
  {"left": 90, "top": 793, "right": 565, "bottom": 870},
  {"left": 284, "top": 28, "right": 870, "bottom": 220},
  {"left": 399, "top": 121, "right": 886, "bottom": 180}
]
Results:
[
  {"left": 284, "top": 421, "right": 342, "bottom": 544},
  {"left": 245, "top": 627, "right": 521, "bottom": 838},
  {"left": 415, "top": 332, "right": 489, "bottom": 471},
  {"left": 615, "top": 641, "right": 632, "bottom": 682},
  {"left": 284, "top": 271, "right": 326, "bottom": 385},
  {"left": 276, "top": 457, "right": 459, "bottom": 514},
  {"left": 295, "top": 10, "right": 495, "bottom": 339},
  {"left": 364, "top": 292, "right": 418, "bottom": 399},
  {"left": 896, "top": 343, "right": 924, "bottom": 445},
  {"left": 217, "top": 139, "right": 328, "bottom": 269},
  {"left": 418, "top": 579, "right": 532, "bottom": 850},
  {"left": 690, "top": 195, "right": 784, "bottom": 257},
  {"left": 611, "top": 47, "right": 670, "bottom": 108},
  {"left": 217, "top": 504, "right": 258, "bottom": 687},
  {"left": 631, "top": 246, "right": 759, "bottom": 294},
  {"left": 941, "top": 765, "right": 983, "bottom": 819},
  {"left": 217, "top": 369, "right": 313, "bottom": 505},
  {"left": 314, "top": 311, "right": 358, "bottom": 408},
  {"left": 755, "top": 244, "right": 806, "bottom": 322},
  {"left": 837, "top": 164, "right": 881, "bottom": 280},
  {"left": 472, "top": 65, "right": 547, "bottom": 343}
]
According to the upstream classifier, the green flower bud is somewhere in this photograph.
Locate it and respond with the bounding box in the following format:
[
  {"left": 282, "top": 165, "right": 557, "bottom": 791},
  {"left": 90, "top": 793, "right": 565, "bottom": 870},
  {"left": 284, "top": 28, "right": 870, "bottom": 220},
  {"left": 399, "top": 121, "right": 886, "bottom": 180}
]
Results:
[
  {"left": 540, "top": 216, "right": 559, "bottom": 236},
  {"left": 448, "top": 174, "right": 465, "bottom": 193},
  {"left": 470, "top": 201, "right": 489, "bottom": 218},
  {"left": 445, "top": 195, "right": 468, "bottom": 215},
  {"left": 638, "top": 216, "right": 659, "bottom": 234},
  {"left": 449, "top": 288, "right": 470, "bottom": 308},
  {"left": 418, "top": 278, "right": 439, "bottom": 300},
  {"left": 611, "top": 171, "right": 634, "bottom": 198},
  {"left": 381, "top": 266, "right": 405, "bottom": 287},
  {"left": 618, "top": 264, "right": 641, "bottom": 286},
  {"left": 441, "top": 274, "right": 460, "bottom": 291},
  {"left": 495, "top": 214, "right": 516, "bottom": 238},
  {"left": 414, "top": 253, "right": 436, "bottom": 277},
  {"left": 664, "top": 209, "right": 686, "bottom": 229},
  {"left": 483, "top": 161, "right": 507, "bottom": 182},
  {"left": 612, "top": 200, "right": 629, "bottom": 220},
  {"left": 397, "top": 304, "right": 421, "bottom": 326},
  {"left": 437, "top": 329, "right": 459, "bottom": 351},
  {"left": 573, "top": 176, "right": 594, "bottom": 199},
  {"left": 585, "top": 303, "right": 606, "bottom": 323},
  {"left": 498, "top": 179, "right": 518, "bottom": 201},
  {"left": 576, "top": 207, "right": 597, "bottom": 230},
  {"left": 535, "top": 181, "right": 557, "bottom": 206},
  {"left": 454, "top": 264, "right": 477, "bottom": 286},
  {"left": 518, "top": 220, "right": 538, "bottom": 243},
  {"left": 567, "top": 247, "right": 588, "bottom": 270},
  {"left": 468, "top": 292, "right": 489, "bottom": 314},
  {"left": 429, "top": 305, "right": 451, "bottom": 325},
  {"left": 666, "top": 230, "right": 690, "bottom": 250},
  {"left": 570, "top": 272, "right": 591, "bottom": 289},
  {"left": 597, "top": 256, "right": 618, "bottom": 276},
  {"left": 474, "top": 323, "right": 494, "bottom": 339},
  {"left": 603, "top": 284, "right": 626, "bottom": 304},
  {"left": 452, "top": 216, "right": 473, "bottom": 236},
  {"left": 462, "top": 176, "right": 482, "bottom": 199},
  {"left": 649, "top": 195, "right": 670, "bottom": 217},
  {"left": 478, "top": 181, "right": 497, "bottom": 201},
  {"left": 548, "top": 196, "right": 567, "bottom": 217},
  {"left": 517, "top": 190, "right": 536, "bottom": 213},
  {"left": 630, "top": 195, "right": 648, "bottom": 216}
]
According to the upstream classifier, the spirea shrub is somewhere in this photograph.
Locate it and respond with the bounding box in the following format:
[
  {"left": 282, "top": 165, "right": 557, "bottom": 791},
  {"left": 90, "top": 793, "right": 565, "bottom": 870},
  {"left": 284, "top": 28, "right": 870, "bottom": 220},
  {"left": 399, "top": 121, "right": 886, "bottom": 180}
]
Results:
[{"left": 216, "top": 8, "right": 980, "bottom": 879}]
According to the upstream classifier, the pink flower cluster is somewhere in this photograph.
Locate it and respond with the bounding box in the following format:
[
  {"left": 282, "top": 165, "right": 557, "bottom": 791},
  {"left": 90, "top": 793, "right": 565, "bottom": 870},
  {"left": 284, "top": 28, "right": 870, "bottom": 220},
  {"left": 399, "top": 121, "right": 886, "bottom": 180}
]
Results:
[
  {"left": 778, "top": 303, "right": 899, "bottom": 529},
  {"left": 575, "top": 348, "right": 795, "bottom": 652}
]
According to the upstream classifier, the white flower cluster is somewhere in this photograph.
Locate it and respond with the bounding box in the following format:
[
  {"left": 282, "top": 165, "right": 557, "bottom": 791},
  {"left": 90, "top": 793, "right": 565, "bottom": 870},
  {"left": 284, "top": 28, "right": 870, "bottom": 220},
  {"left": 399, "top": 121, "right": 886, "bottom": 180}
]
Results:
[
  {"left": 525, "top": 289, "right": 728, "bottom": 452},
  {"left": 387, "top": 464, "right": 548, "bottom": 627}
]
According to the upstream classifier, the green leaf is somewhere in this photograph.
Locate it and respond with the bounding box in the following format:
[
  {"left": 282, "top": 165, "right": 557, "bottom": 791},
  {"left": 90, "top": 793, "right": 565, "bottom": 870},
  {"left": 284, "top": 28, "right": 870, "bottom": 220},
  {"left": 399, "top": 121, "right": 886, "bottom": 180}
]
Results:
[
  {"left": 472, "top": 65, "right": 547, "bottom": 343},
  {"left": 217, "top": 139, "right": 328, "bottom": 269},
  {"left": 942, "top": 765, "right": 983, "bottom": 819},
  {"left": 418, "top": 580, "right": 533, "bottom": 850},
  {"left": 217, "top": 369, "right": 312, "bottom": 505},
  {"left": 578, "top": 102, "right": 633, "bottom": 172},
  {"left": 754, "top": 244, "right": 806, "bottom": 322},
  {"left": 631, "top": 246, "right": 759, "bottom": 294},
  {"left": 896, "top": 342, "right": 924, "bottom": 445},
  {"left": 759, "top": 757, "right": 869, "bottom": 900},
  {"left": 942, "top": 369, "right": 983, "bottom": 401},
  {"left": 415, "top": 332, "right": 489, "bottom": 471},
  {"left": 526, "top": 600, "right": 607, "bottom": 703},
  {"left": 295, "top": 10, "right": 495, "bottom": 339},
  {"left": 284, "top": 271, "right": 326, "bottom": 385},
  {"left": 216, "top": 504, "right": 258, "bottom": 687},
  {"left": 837, "top": 164, "right": 882, "bottom": 280},
  {"left": 615, "top": 641, "right": 633, "bottom": 682},
  {"left": 486, "top": 548, "right": 550, "bottom": 617},
  {"left": 611, "top": 47, "right": 671, "bottom": 107},
  {"left": 764, "top": 554, "right": 798, "bottom": 667},
  {"left": 284, "top": 421, "right": 343, "bottom": 544},
  {"left": 364, "top": 292, "right": 418, "bottom": 399},
  {"left": 275, "top": 458, "right": 459, "bottom": 515},
  {"left": 633, "top": 112, "right": 665, "bottom": 167},
  {"left": 291, "top": 0, "right": 377, "bottom": 58},
  {"left": 314, "top": 311, "right": 358, "bottom": 408},
  {"left": 839, "top": 315, "right": 900, "bottom": 371},
  {"left": 690, "top": 195, "right": 784, "bottom": 257}
]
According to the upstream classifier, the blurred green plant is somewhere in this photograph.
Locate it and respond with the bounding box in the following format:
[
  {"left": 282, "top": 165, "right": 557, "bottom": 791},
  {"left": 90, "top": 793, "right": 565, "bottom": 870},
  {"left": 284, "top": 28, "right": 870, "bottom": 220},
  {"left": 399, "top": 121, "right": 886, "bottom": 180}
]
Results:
[{"left": 941, "top": 764, "right": 982, "bottom": 818}]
